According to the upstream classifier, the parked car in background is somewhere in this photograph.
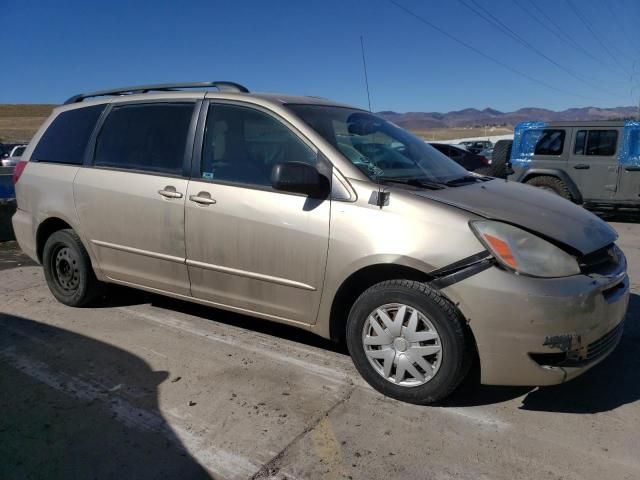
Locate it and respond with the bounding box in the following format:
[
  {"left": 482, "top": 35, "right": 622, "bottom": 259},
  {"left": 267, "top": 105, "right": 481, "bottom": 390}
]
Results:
[
  {"left": 478, "top": 146, "right": 493, "bottom": 161},
  {"left": 12, "top": 81, "right": 629, "bottom": 404},
  {"left": 429, "top": 143, "right": 490, "bottom": 171},
  {"left": 509, "top": 121, "right": 640, "bottom": 211},
  {"left": 1, "top": 145, "right": 26, "bottom": 167},
  {"left": 1, "top": 143, "right": 22, "bottom": 159},
  {"left": 458, "top": 140, "right": 492, "bottom": 154}
]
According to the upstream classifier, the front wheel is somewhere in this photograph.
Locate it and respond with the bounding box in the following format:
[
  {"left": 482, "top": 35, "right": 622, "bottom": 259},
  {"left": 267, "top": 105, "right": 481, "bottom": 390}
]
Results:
[
  {"left": 346, "top": 280, "right": 470, "bottom": 404},
  {"left": 43, "top": 229, "right": 104, "bottom": 307}
]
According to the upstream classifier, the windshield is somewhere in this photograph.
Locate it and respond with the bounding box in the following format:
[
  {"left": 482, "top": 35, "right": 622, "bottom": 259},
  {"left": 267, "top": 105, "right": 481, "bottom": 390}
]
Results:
[{"left": 288, "top": 104, "right": 469, "bottom": 183}]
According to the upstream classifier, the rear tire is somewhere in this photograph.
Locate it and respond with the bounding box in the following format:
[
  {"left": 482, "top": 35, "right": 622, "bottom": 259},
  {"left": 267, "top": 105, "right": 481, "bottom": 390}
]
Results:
[
  {"left": 525, "top": 175, "right": 573, "bottom": 201},
  {"left": 43, "top": 229, "right": 103, "bottom": 307},
  {"left": 346, "top": 280, "right": 470, "bottom": 405}
]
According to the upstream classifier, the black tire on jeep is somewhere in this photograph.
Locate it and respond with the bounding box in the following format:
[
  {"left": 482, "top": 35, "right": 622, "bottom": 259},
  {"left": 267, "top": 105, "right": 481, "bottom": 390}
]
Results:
[
  {"left": 475, "top": 139, "right": 512, "bottom": 178},
  {"left": 525, "top": 175, "right": 573, "bottom": 201}
]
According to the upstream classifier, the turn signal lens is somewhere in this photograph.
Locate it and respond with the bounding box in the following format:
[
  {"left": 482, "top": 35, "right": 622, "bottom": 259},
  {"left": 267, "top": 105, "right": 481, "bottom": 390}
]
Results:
[{"left": 483, "top": 233, "right": 517, "bottom": 268}]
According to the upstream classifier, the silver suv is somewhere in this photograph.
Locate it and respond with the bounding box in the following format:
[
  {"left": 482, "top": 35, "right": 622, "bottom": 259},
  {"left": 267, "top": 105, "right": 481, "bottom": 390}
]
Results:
[{"left": 12, "top": 82, "right": 629, "bottom": 404}]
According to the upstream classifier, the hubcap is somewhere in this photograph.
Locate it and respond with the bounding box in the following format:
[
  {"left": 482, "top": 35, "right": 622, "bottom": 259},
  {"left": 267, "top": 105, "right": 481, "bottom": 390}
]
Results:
[
  {"left": 53, "top": 247, "right": 80, "bottom": 293},
  {"left": 362, "top": 303, "right": 442, "bottom": 387}
]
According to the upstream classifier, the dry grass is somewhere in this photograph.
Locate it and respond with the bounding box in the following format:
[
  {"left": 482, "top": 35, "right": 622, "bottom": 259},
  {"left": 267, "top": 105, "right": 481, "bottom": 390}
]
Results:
[
  {"left": 410, "top": 126, "right": 513, "bottom": 141},
  {"left": 0, "top": 104, "right": 55, "bottom": 143}
]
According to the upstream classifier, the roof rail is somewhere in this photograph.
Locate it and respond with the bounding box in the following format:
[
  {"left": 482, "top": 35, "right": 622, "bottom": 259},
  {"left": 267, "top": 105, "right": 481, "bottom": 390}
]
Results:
[{"left": 63, "top": 81, "right": 249, "bottom": 105}]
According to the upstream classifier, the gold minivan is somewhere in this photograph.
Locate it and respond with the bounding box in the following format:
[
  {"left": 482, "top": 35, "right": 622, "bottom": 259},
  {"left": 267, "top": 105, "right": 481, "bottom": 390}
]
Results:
[{"left": 12, "top": 82, "right": 629, "bottom": 404}]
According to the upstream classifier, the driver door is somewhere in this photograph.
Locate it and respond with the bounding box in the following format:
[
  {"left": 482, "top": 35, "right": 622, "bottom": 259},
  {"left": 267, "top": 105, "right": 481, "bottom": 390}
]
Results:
[{"left": 184, "top": 102, "right": 331, "bottom": 324}]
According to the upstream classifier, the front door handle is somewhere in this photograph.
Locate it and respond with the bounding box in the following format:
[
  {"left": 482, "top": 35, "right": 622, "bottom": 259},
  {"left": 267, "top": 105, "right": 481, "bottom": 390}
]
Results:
[
  {"left": 625, "top": 166, "right": 640, "bottom": 172},
  {"left": 189, "top": 192, "right": 217, "bottom": 206},
  {"left": 158, "top": 186, "right": 183, "bottom": 199},
  {"left": 573, "top": 164, "right": 590, "bottom": 170}
]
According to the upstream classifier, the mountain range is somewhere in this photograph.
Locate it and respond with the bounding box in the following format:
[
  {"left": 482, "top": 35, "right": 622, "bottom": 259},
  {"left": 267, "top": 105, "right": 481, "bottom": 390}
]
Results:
[{"left": 377, "top": 106, "right": 638, "bottom": 130}]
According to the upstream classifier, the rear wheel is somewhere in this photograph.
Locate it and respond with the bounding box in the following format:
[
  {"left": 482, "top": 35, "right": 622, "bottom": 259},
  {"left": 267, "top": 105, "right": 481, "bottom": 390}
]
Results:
[
  {"left": 43, "top": 229, "right": 103, "bottom": 307},
  {"left": 525, "top": 175, "right": 573, "bottom": 201},
  {"left": 346, "top": 280, "right": 470, "bottom": 405}
]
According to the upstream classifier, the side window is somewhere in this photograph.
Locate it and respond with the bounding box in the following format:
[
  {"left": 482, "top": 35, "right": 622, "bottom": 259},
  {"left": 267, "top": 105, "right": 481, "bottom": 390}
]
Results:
[
  {"left": 533, "top": 129, "right": 565, "bottom": 156},
  {"left": 94, "top": 103, "right": 193, "bottom": 175},
  {"left": 574, "top": 130, "right": 618, "bottom": 156},
  {"left": 201, "top": 104, "right": 316, "bottom": 188},
  {"left": 31, "top": 104, "right": 105, "bottom": 165}
]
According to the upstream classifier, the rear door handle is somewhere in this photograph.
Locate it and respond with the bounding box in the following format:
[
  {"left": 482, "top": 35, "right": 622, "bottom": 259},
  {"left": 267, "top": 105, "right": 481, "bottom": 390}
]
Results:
[
  {"left": 625, "top": 166, "right": 640, "bottom": 171},
  {"left": 189, "top": 192, "right": 217, "bottom": 206},
  {"left": 573, "top": 164, "right": 590, "bottom": 170},
  {"left": 158, "top": 186, "right": 183, "bottom": 199}
]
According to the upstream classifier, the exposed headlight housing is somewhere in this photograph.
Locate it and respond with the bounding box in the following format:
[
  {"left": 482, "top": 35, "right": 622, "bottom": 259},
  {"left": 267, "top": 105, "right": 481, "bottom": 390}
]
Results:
[{"left": 470, "top": 220, "right": 580, "bottom": 278}]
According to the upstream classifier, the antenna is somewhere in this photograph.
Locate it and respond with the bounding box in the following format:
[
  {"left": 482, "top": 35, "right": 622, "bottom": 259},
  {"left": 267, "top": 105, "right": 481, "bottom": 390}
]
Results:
[{"left": 360, "top": 35, "right": 372, "bottom": 112}]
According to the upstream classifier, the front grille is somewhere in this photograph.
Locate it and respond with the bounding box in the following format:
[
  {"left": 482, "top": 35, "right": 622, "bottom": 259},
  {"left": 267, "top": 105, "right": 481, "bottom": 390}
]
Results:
[{"left": 579, "top": 244, "right": 621, "bottom": 276}]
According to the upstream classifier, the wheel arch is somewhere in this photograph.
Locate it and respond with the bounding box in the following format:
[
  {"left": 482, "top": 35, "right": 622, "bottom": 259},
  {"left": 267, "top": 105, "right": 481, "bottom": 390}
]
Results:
[
  {"left": 327, "top": 263, "right": 479, "bottom": 358},
  {"left": 520, "top": 168, "right": 583, "bottom": 203},
  {"left": 329, "top": 264, "right": 430, "bottom": 344},
  {"left": 36, "top": 217, "right": 76, "bottom": 263},
  {"left": 35, "top": 215, "right": 98, "bottom": 266}
]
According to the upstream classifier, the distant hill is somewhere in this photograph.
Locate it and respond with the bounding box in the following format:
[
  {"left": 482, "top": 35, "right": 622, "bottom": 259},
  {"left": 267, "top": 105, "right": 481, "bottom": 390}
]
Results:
[{"left": 378, "top": 106, "right": 638, "bottom": 130}]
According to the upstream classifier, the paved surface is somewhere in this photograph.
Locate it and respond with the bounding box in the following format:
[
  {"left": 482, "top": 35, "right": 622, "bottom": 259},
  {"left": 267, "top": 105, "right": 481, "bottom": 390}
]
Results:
[{"left": 0, "top": 221, "right": 638, "bottom": 480}]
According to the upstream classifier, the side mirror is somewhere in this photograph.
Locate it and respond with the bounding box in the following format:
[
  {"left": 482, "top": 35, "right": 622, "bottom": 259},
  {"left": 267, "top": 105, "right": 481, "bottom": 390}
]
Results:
[{"left": 271, "top": 162, "right": 330, "bottom": 198}]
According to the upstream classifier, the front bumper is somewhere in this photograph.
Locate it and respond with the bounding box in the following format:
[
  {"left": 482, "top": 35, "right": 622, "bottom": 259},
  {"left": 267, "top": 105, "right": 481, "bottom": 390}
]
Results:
[{"left": 443, "top": 257, "right": 629, "bottom": 386}]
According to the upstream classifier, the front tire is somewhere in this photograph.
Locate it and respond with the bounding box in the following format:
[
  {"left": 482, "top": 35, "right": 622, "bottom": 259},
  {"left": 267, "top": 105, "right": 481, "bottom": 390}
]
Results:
[
  {"left": 43, "top": 229, "right": 103, "bottom": 307},
  {"left": 346, "top": 280, "right": 470, "bottom": 405}
]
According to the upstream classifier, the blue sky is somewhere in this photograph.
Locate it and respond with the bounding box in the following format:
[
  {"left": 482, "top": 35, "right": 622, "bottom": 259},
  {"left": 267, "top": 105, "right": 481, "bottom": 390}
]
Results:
[{"left": 2, "top": 0, "right": 639, "bottom": 112}]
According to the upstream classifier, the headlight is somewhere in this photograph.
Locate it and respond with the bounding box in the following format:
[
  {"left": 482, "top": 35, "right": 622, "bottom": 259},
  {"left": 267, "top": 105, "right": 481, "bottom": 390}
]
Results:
[{"left": 470, "top": 220, "right": 580, "bottom": 278}]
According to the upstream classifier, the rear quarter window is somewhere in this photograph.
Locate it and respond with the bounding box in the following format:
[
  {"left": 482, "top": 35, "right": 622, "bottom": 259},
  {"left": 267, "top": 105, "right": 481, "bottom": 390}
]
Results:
[
  {"left": 31, "top": 105, "right": 105, "bottom": 165},
  {"left": 531, "top": 129, "right": 565, "bottom": 156}
]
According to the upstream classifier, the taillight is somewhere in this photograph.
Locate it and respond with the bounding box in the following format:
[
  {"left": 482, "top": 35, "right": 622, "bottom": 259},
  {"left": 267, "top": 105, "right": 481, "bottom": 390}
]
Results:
[
  {"left": 480, "top": 156, "right": 490, "bottom": 166},
  {"left": 13, "top": 160, "right": 27, "bottom": 184}
]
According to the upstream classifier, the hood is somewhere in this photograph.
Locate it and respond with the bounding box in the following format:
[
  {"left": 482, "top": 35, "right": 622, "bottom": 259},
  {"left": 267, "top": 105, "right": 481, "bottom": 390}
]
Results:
[{"left": 406, "top": 179, "right": 617, "bottom": 255}]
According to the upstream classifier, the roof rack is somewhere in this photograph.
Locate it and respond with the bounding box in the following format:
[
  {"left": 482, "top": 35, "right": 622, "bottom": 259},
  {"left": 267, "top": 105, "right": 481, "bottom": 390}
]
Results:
[{"left": 63, "top": 81, "right": 249, "bottom": 105}]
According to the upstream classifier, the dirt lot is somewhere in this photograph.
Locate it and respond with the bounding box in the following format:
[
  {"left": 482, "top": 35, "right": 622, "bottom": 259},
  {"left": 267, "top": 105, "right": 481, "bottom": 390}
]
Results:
[
  {"left": 412, "top": 126, "right": 513, "bottom": 141},
  {"left": 0, "top": 221, "right": 638, "bottom": 480}
]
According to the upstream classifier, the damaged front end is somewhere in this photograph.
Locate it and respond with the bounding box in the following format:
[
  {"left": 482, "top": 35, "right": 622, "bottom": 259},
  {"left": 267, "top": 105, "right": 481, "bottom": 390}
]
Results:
[{"left": 532, "top": 320, "right": 625, "bottom": 368}]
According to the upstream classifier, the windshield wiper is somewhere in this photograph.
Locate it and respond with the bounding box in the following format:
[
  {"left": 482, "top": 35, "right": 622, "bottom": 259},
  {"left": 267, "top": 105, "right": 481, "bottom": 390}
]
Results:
[
  {"left": 443, "top": 175, "right": 486, "bottom": 187},
  {"left": 380, "top": 177, "right": 445, "bottom": 190}
]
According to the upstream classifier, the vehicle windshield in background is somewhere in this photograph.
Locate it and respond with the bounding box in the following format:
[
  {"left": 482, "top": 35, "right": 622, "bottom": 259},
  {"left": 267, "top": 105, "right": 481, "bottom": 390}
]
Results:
[{"left": 288, "top": 104, "right": 470, "bottom": 184}]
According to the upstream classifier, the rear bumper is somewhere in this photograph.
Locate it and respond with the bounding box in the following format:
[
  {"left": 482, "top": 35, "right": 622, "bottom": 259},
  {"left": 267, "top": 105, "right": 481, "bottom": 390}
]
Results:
[
  {"left": 12, "top": 208, "right": 38, "bottom": 263},
  {"left": 443, "top": 257, "right": 629, "bottom": 386}
]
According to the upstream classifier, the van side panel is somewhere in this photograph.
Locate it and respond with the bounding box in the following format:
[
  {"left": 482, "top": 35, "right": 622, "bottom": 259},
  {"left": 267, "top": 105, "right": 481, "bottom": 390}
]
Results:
[{"left": 13, "top": 163, "right": 84, "bottom": 260}]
